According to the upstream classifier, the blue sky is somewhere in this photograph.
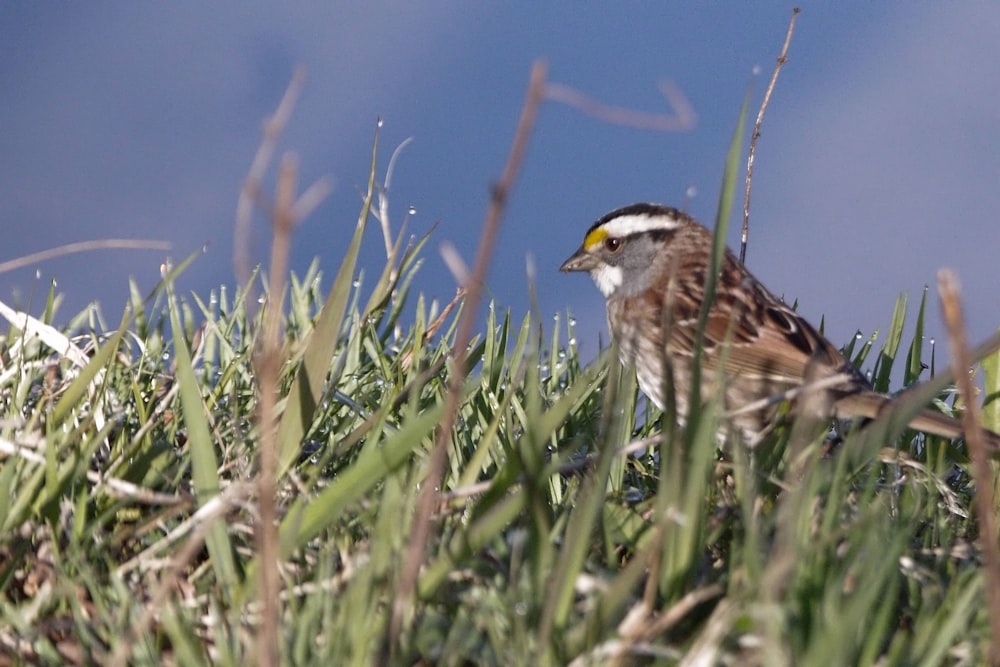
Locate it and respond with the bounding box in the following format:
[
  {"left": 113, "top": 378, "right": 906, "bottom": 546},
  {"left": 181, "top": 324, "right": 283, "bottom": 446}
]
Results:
[{"left": 3, "top": 4, "right": 999, "bottom": 372}]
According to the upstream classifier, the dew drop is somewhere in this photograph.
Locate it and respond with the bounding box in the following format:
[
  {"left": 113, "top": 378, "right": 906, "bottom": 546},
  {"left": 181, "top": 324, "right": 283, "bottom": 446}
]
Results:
[
  {"left": 377, "top": 118, "right": 384, "bottom": 128},
  {"left": 407, "top": 205, "right": 417, "bottom": 215},
  {"left": 352, "top": 279, "right": 361, "bottom": 288},
  {"left": 35, "top": 269, "right": 41, "bottom": 279},
  {"left": 752, "top": 64, "right": 763, "bottom": 76},
  {"left": 685, "top": 185, "right": 698, "bottom": 199},
  {"left": 568, "top": 317, "right": 577, "bottom": 327}
]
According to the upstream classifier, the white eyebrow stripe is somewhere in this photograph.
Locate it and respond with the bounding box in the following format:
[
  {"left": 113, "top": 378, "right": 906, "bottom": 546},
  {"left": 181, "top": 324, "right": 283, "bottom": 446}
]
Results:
[{"left": 599, "top": 213, "right": 682, "bottom": 237}]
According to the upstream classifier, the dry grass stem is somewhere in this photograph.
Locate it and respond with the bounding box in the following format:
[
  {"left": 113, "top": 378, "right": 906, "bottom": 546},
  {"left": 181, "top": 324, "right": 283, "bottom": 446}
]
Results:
[
  {"left": 386, "top": 60, "right": 548, "bottom": 659},
  {"left": 251, "top": 155, "right": 301, "bottom": 666},
  {"left": 740, "top": 6, "right": 799, "bottom": 265},
  {"left": 937, "top": 269, "right": 1000, "bottom": 665},
  {"left": 234, "top": 67, "right": 307, "bottom": 290},
  {"left": 0, "top": 239, "right": 172, "bottom": 275},
  {"left": 545, "top": 79, "right": 696, "bottom": 132}
]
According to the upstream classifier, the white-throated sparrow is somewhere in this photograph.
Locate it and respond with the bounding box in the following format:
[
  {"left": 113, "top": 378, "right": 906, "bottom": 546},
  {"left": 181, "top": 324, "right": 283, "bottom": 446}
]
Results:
[{"left": 561, "top": 202, "right": 997, "bottom": 447}]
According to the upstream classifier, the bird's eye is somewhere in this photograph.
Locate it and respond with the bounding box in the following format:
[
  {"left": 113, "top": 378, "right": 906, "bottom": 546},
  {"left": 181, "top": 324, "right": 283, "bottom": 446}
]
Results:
[{"left": 604, "top": 237, "right": 622, "bottom": 252}]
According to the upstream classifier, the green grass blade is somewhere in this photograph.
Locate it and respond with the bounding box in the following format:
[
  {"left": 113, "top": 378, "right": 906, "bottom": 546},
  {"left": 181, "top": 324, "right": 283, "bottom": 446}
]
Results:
[
  {"left": 904, "top": 286, "right": 928, "bottom": 386},
  {"left": 166, "top": 280, "right": 239, "bottom": 593},
  {"left": 872, "top": 293, "right": 908, "bottom": 393},
  {"left": 277, "top": 125, "right": 380, "bottom": 474},
  {"left": 540, "top": 350, "right": 626, "bottom": 644},
  {"left": 277, "top": 402, "right": 443, "bottom": 559},
  {"left": 981, "top": 335, "right": 1000, "bottom": 433},
  {"left": 50, "top": 323, "right": 126, "bottom": 428}
]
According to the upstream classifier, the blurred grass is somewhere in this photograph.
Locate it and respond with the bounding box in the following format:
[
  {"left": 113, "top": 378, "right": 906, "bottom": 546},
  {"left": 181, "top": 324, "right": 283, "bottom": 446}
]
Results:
[{"left": 2, "top": 134, "right": 999, "bottom": 667}]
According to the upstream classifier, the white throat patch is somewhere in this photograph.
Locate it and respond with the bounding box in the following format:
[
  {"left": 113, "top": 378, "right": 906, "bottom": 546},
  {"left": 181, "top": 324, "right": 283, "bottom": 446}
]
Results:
[{"left": 591, "top": 265, "right": 623, "bottom": 298}]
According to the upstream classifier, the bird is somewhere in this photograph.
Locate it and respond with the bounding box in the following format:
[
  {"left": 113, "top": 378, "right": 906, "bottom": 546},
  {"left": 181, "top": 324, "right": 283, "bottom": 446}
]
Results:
[{"left": 560, "top": 202, "right": 996, "bottom": 447}]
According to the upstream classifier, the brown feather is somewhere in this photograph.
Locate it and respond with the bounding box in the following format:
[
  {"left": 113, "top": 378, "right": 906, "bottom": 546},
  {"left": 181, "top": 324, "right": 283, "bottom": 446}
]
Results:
[{"left": 565, "top": 203, "right": 1000, "bottom": 450}]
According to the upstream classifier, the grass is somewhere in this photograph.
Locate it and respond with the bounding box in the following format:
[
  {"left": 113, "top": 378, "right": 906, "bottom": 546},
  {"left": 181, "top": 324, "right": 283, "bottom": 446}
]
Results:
[{"left": 3, "top": 70, "right": 1000, "bottom": 666}]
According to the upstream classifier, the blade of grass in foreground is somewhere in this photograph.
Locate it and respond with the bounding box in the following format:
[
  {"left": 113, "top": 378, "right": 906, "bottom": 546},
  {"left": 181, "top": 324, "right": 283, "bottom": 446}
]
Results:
[
  {"left": 903, "top": 287, "right": 928, "bottom": 386},
  {"left": 539, "top": 350, "right": 626, "bottom": 653},
  {"left": 417, "top": 357, "right": 606, "bottom": 601},
  {"left": 871, "top": 293, "right": 908, "bottom": 393},
  {"left": 240, "top": 400, "right": 444, "bottom": 599},
  {"left": 982, "top": 341, "right": 1000, "bottom": 513},
  {"left": 277, "top": 125, "right": 379, "bottom": 475},
  {"left": 656, "top": 84, "right": 749, "bottom": 600},
  {"left": 166, "top": 277, "right": 239, "bottom": 594},
  {"left": 278, "top": 401, "right": 444, "bottom": 559}
]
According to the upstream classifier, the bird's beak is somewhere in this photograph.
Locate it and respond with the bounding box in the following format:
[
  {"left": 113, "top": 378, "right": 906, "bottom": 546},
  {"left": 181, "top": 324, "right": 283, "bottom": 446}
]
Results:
[{"left": 560, "top": 247, "right": 598, "bottom": 272}]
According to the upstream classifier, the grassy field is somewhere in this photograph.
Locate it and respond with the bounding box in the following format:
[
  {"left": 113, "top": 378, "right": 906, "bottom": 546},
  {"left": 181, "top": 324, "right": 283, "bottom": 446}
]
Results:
[{"left": 2, "top": 69, "right": 999, "bottom": 666}]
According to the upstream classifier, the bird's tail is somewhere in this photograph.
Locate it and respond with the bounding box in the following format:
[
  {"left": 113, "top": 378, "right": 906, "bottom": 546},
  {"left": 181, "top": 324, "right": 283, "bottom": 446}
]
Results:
[{"left": 835, "top": 391, "right": 1000, "bottom": 452}]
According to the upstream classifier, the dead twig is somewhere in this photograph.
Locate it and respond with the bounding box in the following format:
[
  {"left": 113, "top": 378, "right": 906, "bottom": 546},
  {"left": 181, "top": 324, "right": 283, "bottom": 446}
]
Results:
[
  {"left": 252, "top": 155, "right": 300, "bottom": 667},
  {"left": 0, "top": 239, "right": 172, "bottom": 275},
  {"left": 937, "top": 269, "right": 1000, "bottom": 666},
  {"left": 385, "top": 60, "right": 548, "bottom": 661},
  {"left": 545, "top": 78, "right": 696, "bottom": 132},
  {"left": 740, "top": 7, "right": 800, "bottom": 265},
  {"left": 233, "top": 67, "right": 307, "bottom": 293}
]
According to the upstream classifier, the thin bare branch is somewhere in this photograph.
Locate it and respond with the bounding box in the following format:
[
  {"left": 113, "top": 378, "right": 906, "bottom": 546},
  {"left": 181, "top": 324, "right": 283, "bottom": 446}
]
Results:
[
  {"left": 234, "top": 67, "right": 307, "bottom": 290},
  {"left": 0, "top": 239, "right": 171, "bottom": 274},
  {"left": 253, "top": 154, "right": 299, "bottom": 667},
  {"left": 439, "top": 240, "right": 472, "bottom": 286},
  {"left": 937, "top": 269, "right": 1000, "bottom": 666},
  {"left": 291, "top": 176, "right": 334, "bottom": 222},
  {"left": 740, "top": 7, "right": 800, "bottom": 265},
  {"left": 545, "top": 78, "right": 696, "bottom": 132},
  {"left": 385, "top": 60, "right": 548, "bottom": 661}
]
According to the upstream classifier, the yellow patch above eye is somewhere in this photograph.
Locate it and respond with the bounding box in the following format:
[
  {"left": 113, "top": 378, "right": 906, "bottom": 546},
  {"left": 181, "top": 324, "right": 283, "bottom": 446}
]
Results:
[{"left": 583, "top": 227, "right": 608, "bottom": 251}]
